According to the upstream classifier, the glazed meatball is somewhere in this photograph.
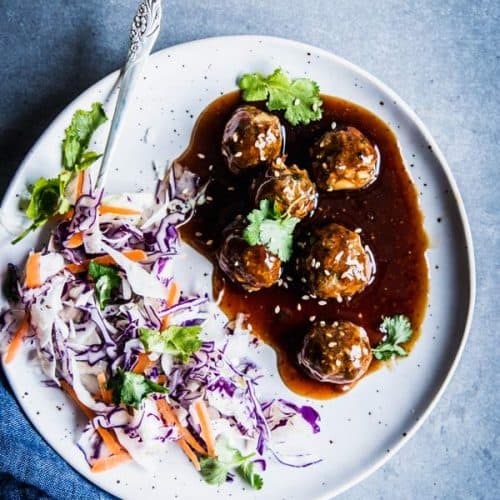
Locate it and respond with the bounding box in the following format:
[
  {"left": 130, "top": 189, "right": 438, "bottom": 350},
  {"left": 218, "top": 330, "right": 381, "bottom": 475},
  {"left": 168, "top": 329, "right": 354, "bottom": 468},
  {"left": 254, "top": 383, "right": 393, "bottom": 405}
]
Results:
[
  {"left": 217, "top": 222, "right": 281, "bottom": 292},
  {"left": 298, "top": 320, "right": 372, "bottom": 384},
  {"left": 297, "top": 223, "right": 373, "bottom": 300},
  {"left": 310, "top": 127, "right": 378, "bottom": 191},
  {"left": 254, "top": 158, "right": 317, "bottom": 219},
  {"left": 222, "top": 105, "right": 282, "bottom": 174}
]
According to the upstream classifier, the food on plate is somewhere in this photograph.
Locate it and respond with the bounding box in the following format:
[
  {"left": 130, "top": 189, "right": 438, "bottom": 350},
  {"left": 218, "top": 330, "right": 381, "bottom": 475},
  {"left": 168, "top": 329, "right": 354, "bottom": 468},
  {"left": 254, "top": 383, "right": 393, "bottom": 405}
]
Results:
[
  {"left": 296, "top": 223, "right": 373, "bottom": 300},
  {"left": 310, "top": 127, "right": 378, "bottom": 191},
  {"left": 218, "top": 221, "right": 282, "bottom": 291},
  {"left": 298, "top": 320, "right": 372, "bottom": 384},
  {"left": 221, "top": 105, "right": 282, "bottom": 174},
  {"left": 176, "top": 67, "right": 428, "bottom": 399},
  {"left": 2, "top": 65, "right": 427, "bottom": 486},
  {"left": 253, "top": 158, "right": 317, "bottom": 220}
]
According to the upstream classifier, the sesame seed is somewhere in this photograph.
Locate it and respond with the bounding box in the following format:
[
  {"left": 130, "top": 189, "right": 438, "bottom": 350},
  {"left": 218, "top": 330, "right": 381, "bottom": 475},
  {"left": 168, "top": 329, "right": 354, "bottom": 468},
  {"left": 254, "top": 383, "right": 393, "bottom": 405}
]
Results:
[
  {"left": 331, "top": 121, "right": 337, "bottom": 129},
  {"left": 318, "top": 300, "right": 327, "bottom": 306},
  {"left": 197, "top": 153, "right": 205, "bottom": 159},
  {"left": 336, "top": 295, "right": 343, "bottom": 303},
  {"left": 324, "top": 269, "right": 331, "bottom": 276},
  {"left": 319, "top": 320, "right": 326, "bottom": 327},
  {"left": 354, "top": 227, "right": 362, "bottom": 233},
  {"left": 206, "top": 196, "right": 213, "bottom": 201},
  {"left": 234, "top": 151, "right": 243, "bottom": 157},
  {"left": 302, "top": 295, "right": 310, "bottom": 300},
  {"left": 206, "top": 240, "right": 214, "bottom": 246},
  {"left": 296, "top": 303, "right": 302, "bottom": 311},
  {"left": 274, "top": 305, "right": 280, "bottom": 314},
  {"left": 195, "top": 232, "right": 203, "bottom": 237},
  {"left": 208, "top": 164, "right": 214, "bottom": 171},
  {"left": 309, "top": 315, "right": 316, "bottom": 322},
  {"left": 227, "top": 186, "right": 235, "bottom": 191}
]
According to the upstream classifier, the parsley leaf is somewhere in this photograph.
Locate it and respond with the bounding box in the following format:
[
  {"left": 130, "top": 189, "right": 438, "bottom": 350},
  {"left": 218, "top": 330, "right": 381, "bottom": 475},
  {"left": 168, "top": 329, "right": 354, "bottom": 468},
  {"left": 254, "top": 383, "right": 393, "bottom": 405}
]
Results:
[
  {"left": 88, "top": 261, "right": 121, "bottom": 310},
  {"left": 139, "top": 325, "right": 202, "bottom": 363},
  {"left": 12, "top": 103, "right": 107, "bottom": 244},
  {"left": 238, "top": 68, "right": 323, "bottom": 126},
  {"left": 237, "top": 461, "right": 264, "bottom": 490},
  {"left": 243, "top": 199, "right": 299, "bottom": 261},
  {"left": 107, "top": 368, "right": 167, "bottom": 409},
  {"left": 200, "top": 438, "right": 263, "bottom": 489},
  {"left": 372, "top": 315, "right": 413, "bottom": 361},
  {"left": 62, "top": 102, "right": 107, "bottom": 170}
]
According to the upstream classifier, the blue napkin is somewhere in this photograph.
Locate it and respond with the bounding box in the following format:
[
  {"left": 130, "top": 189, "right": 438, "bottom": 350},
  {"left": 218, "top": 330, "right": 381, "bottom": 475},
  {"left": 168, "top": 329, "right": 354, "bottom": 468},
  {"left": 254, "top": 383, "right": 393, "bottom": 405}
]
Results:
[{"left": 0, "top": 369, "right": 113, "bottom": 499}]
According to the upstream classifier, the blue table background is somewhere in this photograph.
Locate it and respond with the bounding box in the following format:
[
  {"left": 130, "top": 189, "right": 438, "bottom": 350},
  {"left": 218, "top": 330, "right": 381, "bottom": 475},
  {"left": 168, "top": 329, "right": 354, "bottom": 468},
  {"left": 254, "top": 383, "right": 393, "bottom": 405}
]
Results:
[{"left": 1, "top": 1, "right": 498, "bottom": 498}]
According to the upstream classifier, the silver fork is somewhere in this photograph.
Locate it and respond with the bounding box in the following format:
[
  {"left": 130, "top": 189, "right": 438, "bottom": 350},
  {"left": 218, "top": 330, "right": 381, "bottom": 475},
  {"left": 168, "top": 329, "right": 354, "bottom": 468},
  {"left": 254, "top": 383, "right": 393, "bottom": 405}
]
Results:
[{"left": 95, "top": 0, "right": 163, "bottom": 191}]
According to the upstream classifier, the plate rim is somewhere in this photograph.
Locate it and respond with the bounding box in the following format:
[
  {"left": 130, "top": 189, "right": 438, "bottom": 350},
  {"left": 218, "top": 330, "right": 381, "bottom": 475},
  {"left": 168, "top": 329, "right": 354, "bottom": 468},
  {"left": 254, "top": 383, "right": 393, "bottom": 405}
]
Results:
[{"left": 1, "top": 34, "right": 476, "bottom": 498}]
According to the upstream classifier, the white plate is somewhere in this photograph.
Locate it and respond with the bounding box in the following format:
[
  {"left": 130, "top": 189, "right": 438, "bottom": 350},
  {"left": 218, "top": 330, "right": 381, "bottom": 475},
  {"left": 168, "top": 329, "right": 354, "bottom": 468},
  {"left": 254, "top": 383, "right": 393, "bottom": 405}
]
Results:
[{"left": 0, "top": 36, "right": 475, "bottom": 499}]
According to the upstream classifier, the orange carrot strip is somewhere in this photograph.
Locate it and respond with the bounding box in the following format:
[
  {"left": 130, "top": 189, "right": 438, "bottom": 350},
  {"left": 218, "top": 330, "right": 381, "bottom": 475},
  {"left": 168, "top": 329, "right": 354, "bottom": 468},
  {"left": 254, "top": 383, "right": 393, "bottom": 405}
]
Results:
[
  {"left": 166, "top": 281, "right": 181, "bottom": 307},
  {"left": 65, "top": 249, "right": 148, "bottom": 274},
  {"left": 156, "top": 400, "right": 206, "bottom": 455},
  {"left": 66, "top": 232, "right": 84, "bottom": 249},
  {"left": 97, "top": 373, "right": 112, "bottom": 404},
  {"left": 177, "top": 438, "right": 201, "bottom": 471},
  {"left": 132, "top": 352, "right": 154, "bottom": 374},
  {"left": 3, "top": 316, "right": 30, "bottom": 364},
  {"left": 161, "top": 281, "right": 181, "bottom": 329},
  {"left": 75, "top": 171, "right": 84, "bottom": 198},
  {"left": 99, "top": 205, "right": 142, "bottom": 216},
  {"left": 157, "top": 374, "right": 167, "bottom": 385},
  {"left": 55, "top": 208, "right": 74, "bottom": 222},
  {"left": 193, "top": 399, "right": 216, "bottom": 457},
  {"left": 25, "top": 252, "right": 42, "bottom": 289},
  {"left": 91, "top": 451, "right": 132, "bottom": 473},
  {"left": 60, "top": 381, "right": 126, "bottom": 457}
]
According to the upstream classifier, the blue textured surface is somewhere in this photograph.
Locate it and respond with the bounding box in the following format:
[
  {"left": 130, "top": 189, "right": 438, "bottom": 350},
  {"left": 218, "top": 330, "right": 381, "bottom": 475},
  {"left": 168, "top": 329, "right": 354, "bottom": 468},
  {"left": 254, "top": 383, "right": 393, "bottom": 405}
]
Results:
[{"left": 0, "top": 1, "right": 498, "bottom": 498}]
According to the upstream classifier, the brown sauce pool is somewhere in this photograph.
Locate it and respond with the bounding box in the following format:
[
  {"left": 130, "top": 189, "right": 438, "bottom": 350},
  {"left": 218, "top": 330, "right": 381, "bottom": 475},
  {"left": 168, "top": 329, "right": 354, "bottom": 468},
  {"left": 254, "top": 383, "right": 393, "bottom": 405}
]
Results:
[{"left": 176, "top": 91, "right": 429, "bottom": 399}]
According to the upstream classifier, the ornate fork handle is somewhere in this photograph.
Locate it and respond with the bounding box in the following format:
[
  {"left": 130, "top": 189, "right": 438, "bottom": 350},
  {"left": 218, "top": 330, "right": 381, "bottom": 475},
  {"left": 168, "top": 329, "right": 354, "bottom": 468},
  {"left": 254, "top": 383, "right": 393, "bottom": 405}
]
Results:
[{"left": 95, "top": 0, "right": 162, "bottom": 191}]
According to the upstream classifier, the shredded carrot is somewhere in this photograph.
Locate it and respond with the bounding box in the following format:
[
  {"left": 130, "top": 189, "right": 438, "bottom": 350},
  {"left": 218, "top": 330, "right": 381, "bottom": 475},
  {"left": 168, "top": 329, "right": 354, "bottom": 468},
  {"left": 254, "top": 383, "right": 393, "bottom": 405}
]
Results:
[
  {"left": 99, "top": 205, "right": 142, "bottom": 216},
  {"left": 177, "top": 438, "right": 201, "bottom": 471},
  {"left": 60, "top": 380, "right": 126, "bottom": 457},
  {"left": 65, "top": 249, "right": 148, "bottom": 274},
  {"left": 55, "top": 208, "right": 74, "bottom": 222},
  {"left": 166, "top": 281, "right": 181, "bottom": 307},
  {"left": 161, "top": 281, "right": 181, "bottom": 329},
  {"left": 193, "top": 399, "right": 216, "bottom": 457},
  {"left": 132, "top": 352, "right": 154, "bottom": 374},
  {"left": 25, "top": 252, "right": 41, "bottom": 289},
  {"left": 91, "top": 451, "right": 132, "bottom": 473},
  {"left": 157, "top": 374, "right": 167, "bottom": 385},
  {"left": 97, "top": 372, "right": 112, "bottom": 404},
  {"left": 3, "top": 316, "right": 30, "bottom": 364},
  {"left": 75, "top": 171, "right": 84, "bottom": 198},
  {"left": 66, "top": 231, "right": 84, "bottom": 249},
  {"left": 156, "top": 399, "right": 207, "bottom": 455}
]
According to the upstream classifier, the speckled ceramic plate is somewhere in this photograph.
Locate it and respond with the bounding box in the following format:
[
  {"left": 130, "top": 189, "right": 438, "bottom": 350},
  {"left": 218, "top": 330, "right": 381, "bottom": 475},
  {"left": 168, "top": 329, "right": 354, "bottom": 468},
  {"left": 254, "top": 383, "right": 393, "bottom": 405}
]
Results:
[{"left": 0, "top": 36, "right": 475, "bottom": 499}]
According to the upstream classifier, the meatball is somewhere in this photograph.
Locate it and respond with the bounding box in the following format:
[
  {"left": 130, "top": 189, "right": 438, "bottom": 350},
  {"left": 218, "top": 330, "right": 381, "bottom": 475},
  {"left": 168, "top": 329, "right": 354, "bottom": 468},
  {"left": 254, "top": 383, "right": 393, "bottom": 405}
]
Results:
[
  {"left": 222, "top": 105, "right": 282, "bottom": 174},
  {"left": 297, "top": 223, "right": 373, "bottom": 300},
  {"left": 254, "top": 158, "right": 317, "bottom": 219},
  {"left": 310, "top": 127, "right": 378, "bottom": 191},
  {"left": 217, "top": 222, "right": 281, "bottom": 292},
  {"left": 299, "top": 320, "right": 372, "bottom": 384}
]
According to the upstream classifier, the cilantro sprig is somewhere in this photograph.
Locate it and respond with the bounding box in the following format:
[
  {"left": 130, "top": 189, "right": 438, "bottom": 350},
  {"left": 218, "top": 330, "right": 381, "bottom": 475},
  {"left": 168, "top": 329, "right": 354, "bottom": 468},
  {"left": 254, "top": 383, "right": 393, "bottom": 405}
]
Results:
[
  {"left": 13, "top": 103, "right": 107, "bottom": 244},
  {"left": 139, "top": 325, "right": 202, "bottom": 363},
  {"left": 88, "top": 261, "right": 121, "bottom": 310},
  {"left": 200, "top": 438, "right": 263, "bottom": 490},
  {"left": 243, "top": 199, "right": 299, "bottom": 261},
  {"left": 372, "top": 315, "right": 413, "bottom": 361},
  {"left": 238, "top": 68, "right": 323, "bottom": 126},
  {"left": 107, "top": 368, "right": 167, "bottom": 409}
]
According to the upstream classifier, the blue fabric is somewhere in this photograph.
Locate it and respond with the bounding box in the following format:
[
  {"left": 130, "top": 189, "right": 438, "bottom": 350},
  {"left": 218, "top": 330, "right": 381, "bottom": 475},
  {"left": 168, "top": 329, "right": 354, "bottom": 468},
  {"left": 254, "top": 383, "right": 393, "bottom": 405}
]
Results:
[{"left": 0, "top": 369, "right": 112, "bottom": 500}]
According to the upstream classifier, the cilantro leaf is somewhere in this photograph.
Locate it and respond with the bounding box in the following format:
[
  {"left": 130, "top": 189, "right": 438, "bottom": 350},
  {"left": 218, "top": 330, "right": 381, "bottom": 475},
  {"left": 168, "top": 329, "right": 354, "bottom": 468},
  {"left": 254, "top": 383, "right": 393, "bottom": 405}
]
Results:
[
  {"left": 62, "top": 102, "right": 107, "bottom": 170},
  {"left": 200, "top": 438, "right": 262, "bottom": 489},
  {"left": 139, "top": 325, "right": 202, "bottom": 363},
  {"left": 372, "top": 315, "right": 413, "bottom": 361},
  {"left": 238, "top": 68, "right": 323, "bottom": 126},
  {"left": 243, "top": 199, "right": 299, "bottom": 261},
  {"left": 237, "top": 461, "right": 263, "bottom": 490},
  {"left": 107, "top": 368, "right": 167, "bottom": 409},
  {"left": 88, "top": 261, "right": 121, "bottom": 310}
]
